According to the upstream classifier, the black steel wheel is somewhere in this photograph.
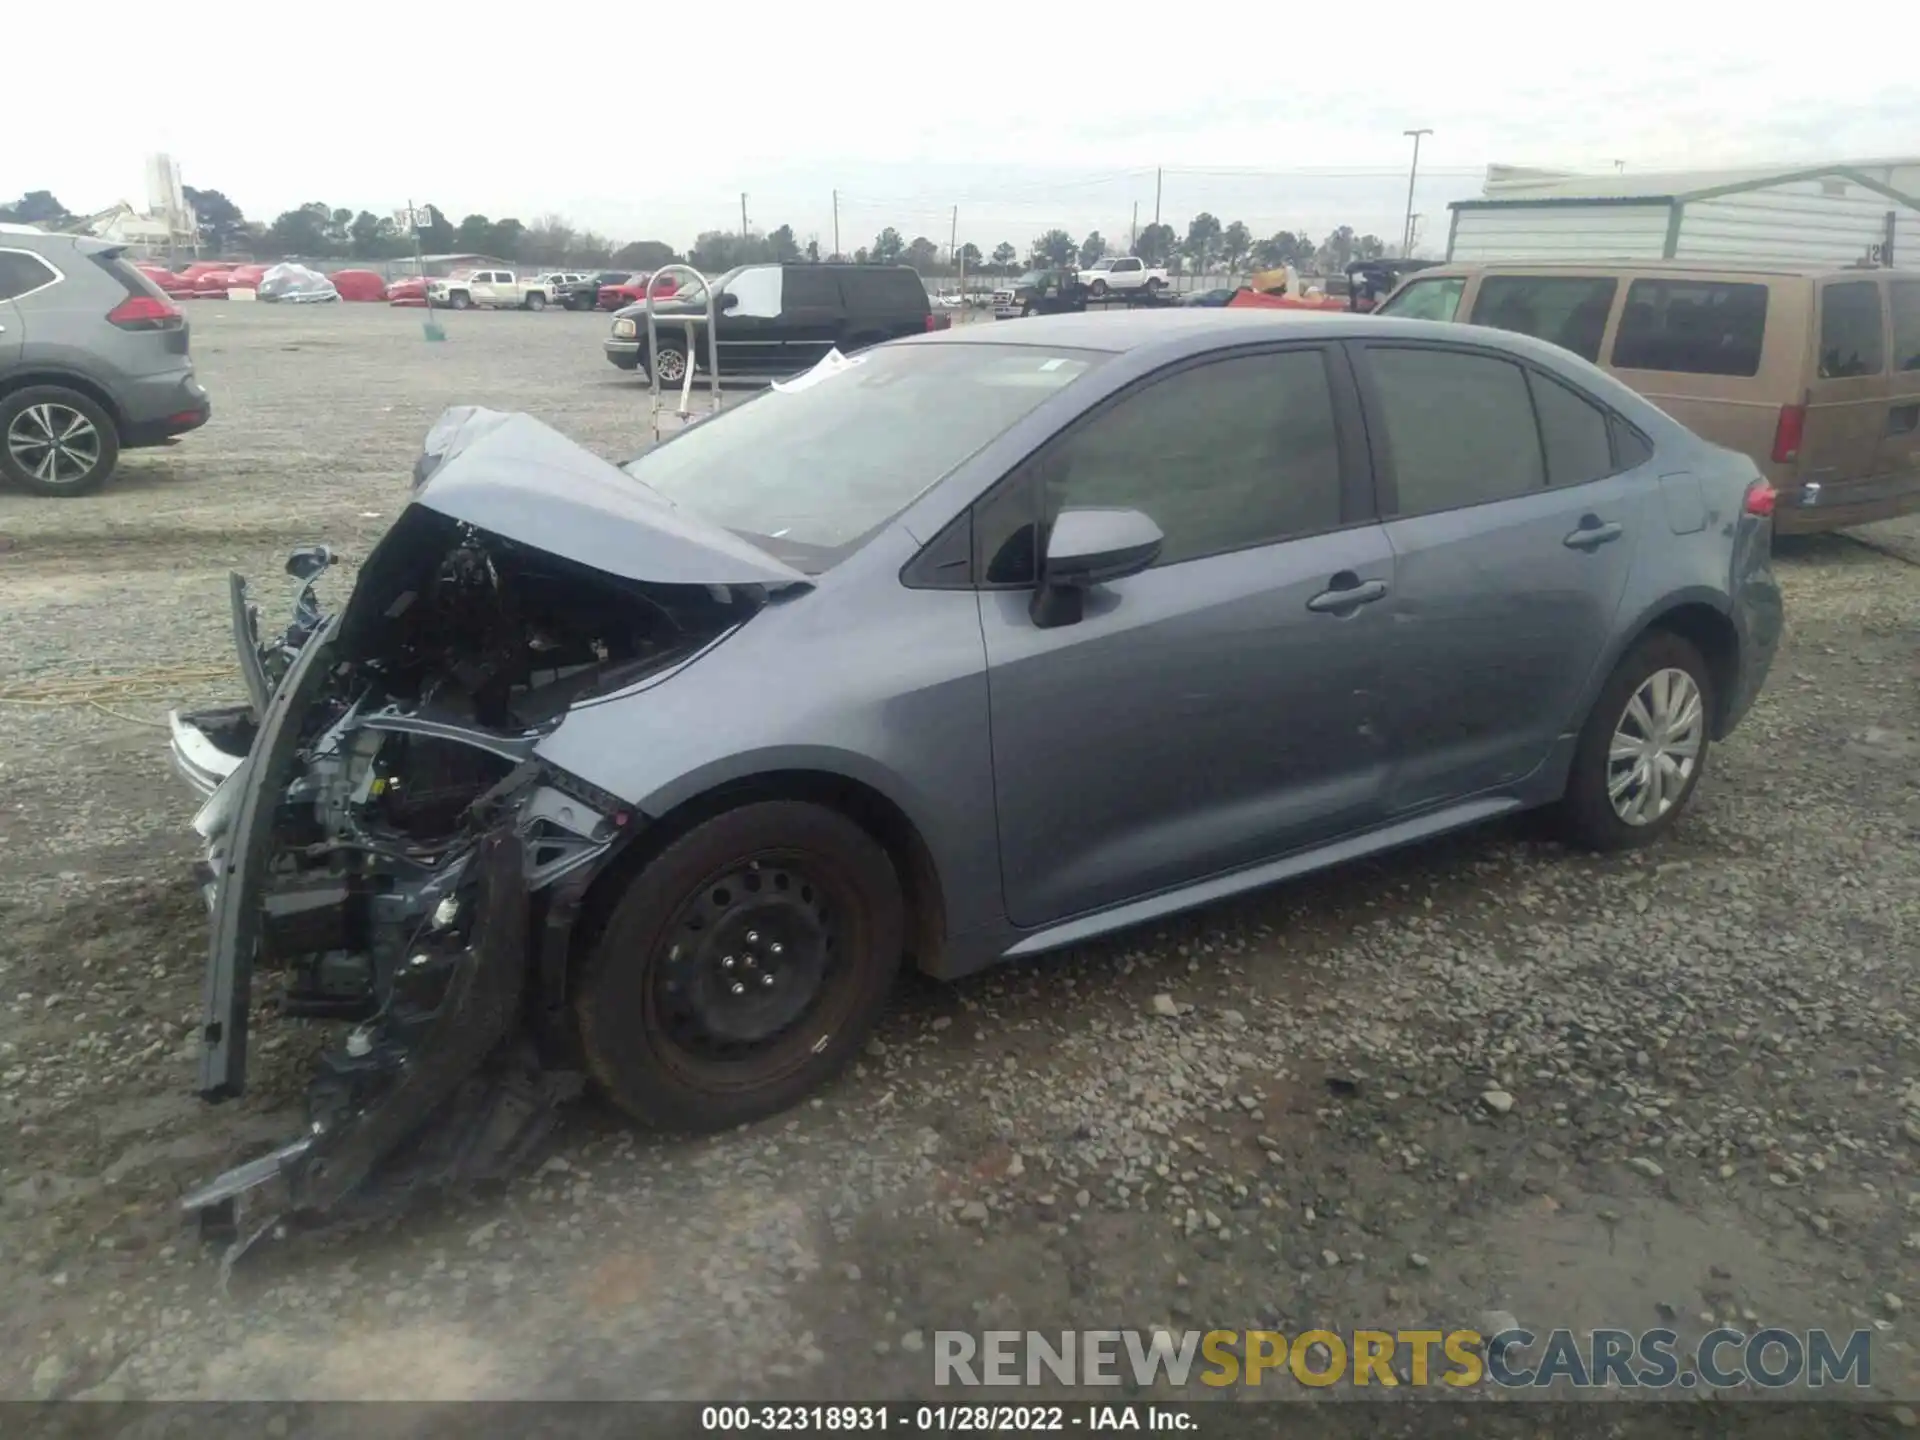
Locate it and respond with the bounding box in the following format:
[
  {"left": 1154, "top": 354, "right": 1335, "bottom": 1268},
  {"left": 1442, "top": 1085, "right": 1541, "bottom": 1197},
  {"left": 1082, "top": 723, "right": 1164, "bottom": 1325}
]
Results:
[{"left": 577, "top": 801, "right": 903, "bottom": 1131}]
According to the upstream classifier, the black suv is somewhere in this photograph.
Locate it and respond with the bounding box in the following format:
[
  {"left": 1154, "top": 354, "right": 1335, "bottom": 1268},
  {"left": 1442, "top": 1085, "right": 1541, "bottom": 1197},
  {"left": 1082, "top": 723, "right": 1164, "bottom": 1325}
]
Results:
[{"left": 604, "top": 263, "right": 945, "bottom": 382}]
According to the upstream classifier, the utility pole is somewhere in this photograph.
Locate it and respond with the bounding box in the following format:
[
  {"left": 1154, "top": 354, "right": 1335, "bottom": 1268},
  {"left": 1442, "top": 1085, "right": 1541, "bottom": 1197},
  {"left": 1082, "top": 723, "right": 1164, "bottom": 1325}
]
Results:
[
  {"left": 949, "top": 205, "right": 958, "bottom": 269},
  {"left": 740, "top": 192, "right": 749, "bottom": 237},
  {"left": 1131, "top": 200, "right": 1139, "bottom": 250},
  {"left": 831, "top": 189, "right": 840, "bottom": 260},
  {"left": 1407, "top": 214, "right": 1423, "bottom": 256},
  {"left": 1153, "top": 168, "right": 1162, "bottom": 226},
  {"left": 1401, "top": 129, "right": 1431, "bottom": 259}
]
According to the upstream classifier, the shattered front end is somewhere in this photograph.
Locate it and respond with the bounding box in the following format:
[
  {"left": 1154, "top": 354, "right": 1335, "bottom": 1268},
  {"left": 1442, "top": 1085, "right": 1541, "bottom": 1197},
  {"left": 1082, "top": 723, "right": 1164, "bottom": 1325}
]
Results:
[{"left": 166, "top": 407, "right": 803, "bottom": 1242}]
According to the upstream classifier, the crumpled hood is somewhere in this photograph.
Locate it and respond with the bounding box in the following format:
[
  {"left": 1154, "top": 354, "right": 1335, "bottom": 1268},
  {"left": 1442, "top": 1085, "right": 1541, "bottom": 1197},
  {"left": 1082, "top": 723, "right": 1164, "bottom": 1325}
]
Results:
[{"left": 407, "top": 406, "right": 808, "bottom": 590}]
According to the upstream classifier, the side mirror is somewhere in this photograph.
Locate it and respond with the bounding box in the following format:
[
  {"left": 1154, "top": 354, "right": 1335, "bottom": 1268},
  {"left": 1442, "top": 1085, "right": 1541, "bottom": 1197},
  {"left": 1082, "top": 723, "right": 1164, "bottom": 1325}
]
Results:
[
  {"left": 714, "top": 291, "right": 739, "bottom": 312},
  {"left": 285, "top": 544, "right": 336, "bottom": 581},
  {"left": 1031, "top": 507, "right": 1162, "bottom": 629}
]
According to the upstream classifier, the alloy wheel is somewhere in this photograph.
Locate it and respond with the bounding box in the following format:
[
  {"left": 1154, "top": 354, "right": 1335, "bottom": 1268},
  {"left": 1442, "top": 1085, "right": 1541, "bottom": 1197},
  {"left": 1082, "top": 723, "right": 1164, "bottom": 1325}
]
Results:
[
  {"left": 7, "top": 403, "right": 103, "bottom": 490},
  {"left": 1607, "top": 667, "right": 1704, "bottom": 825},
  {"left": 655, "top": 349, "right": 688, "bottom": 384}
]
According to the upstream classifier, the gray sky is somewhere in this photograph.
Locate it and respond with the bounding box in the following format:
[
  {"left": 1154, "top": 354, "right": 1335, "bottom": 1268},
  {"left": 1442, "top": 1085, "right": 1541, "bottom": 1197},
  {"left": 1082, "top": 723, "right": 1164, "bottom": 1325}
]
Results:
[{"left": 11, "top": 2, "right": 1918, "bottom": 256}]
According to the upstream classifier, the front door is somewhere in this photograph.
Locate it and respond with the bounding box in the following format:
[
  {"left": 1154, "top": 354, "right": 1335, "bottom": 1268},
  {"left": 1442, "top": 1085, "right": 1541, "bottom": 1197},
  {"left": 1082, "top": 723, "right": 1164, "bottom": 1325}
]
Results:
[
  {"left": 976, "top": 345, "right": 1394, "bottom": 928},
  {"left": 1801, "top": 277, "right": 1890, "bottom": 503},
  {"left": 1350, "top": 340, "right": 1646, "bottom": 811},
  {"left": 0, "top": 298, "right": 22, "bottom": 374},
  {"left": 712, "top": 265, "right": 786, "bottom": 372}
]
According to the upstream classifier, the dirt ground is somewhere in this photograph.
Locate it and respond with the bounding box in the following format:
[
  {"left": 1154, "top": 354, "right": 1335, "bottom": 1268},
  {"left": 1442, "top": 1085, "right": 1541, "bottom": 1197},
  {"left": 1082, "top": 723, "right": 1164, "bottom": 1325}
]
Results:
[{"left": 2, "top": 303, "right": 1919, "bottom": 1416}]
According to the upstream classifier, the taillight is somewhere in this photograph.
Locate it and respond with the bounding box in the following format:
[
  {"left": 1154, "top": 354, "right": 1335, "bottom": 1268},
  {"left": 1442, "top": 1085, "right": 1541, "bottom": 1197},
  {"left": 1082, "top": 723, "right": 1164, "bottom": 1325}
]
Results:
[
  {"left": 1744, "top": 480, "right": 1777, "bottom": 518},
  {"left": 108, "top": 294, "right": 183, "bottom": 331},
  {"left": 1770, "top": 403, "right": 1805, "bottom": 465}
]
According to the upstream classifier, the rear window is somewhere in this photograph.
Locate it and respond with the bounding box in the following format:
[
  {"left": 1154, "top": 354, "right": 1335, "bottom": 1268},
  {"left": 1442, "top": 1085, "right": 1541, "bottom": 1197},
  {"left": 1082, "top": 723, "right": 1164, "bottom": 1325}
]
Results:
[
  {"left": 1377, "top": 276, "right": 1464, "bottom": 322},
  {"left": 1469, "top": 275, "right": 1617, "bottom": 364},
  {"left": 1818, "top": 281, "right": 1886, "bottom": 379},
  {"left": 0, "top": 249, "right": 61, "bottom": 301},
  {"left": 1894, "top": 282, "right": 1920, "bottom": 372},
  {"left": 1610, "top": 279, "right": 1769, "bottom": 377}
]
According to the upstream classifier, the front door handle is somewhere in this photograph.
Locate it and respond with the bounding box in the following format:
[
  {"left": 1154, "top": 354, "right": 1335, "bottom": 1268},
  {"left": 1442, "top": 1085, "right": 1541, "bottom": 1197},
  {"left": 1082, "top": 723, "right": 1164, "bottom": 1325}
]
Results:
[
  {"left": 1307, "top": 576, "right": 1389, "bottom": 613},
  {"left": 1564, "top": 520, "right": 1624, "bottom": 551}
]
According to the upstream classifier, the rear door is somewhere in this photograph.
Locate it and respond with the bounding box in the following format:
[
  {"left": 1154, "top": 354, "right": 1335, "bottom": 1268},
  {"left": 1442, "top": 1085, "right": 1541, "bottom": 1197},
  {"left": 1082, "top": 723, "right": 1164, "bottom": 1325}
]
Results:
[
  {"left": 843, "top": 267, "right": 928, "bottom": 343},
  {"left": 1802, "top": 276, "right": 1889, "bottom": 495},
  {"left": 1350, "top": 340, "right": 1650, "bottom": 812},
  {"left": 976, "top": 344, "right": 1394, "bottom": 927},
  {"left": 0, "top": 248, "right": 59, "bottom": 373},
  {"left": 779, "top": 265, "right": 843, "bottom": 370},
  {"left": 1882, "top": 278, "right": 1920, "bottom": 489}
]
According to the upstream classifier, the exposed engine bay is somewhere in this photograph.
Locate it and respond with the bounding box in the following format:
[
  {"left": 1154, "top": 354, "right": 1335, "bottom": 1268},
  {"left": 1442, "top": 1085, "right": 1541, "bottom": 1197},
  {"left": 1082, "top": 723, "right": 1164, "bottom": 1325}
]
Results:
[{"left": 168, "top": 408, "right": 798, "bottom": 1252}]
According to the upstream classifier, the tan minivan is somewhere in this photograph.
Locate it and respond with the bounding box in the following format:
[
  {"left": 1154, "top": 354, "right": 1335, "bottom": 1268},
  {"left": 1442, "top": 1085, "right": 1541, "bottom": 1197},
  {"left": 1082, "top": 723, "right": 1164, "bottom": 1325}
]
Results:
[{"left": 1376, "top": 261, "right": 1920, "bottom": 534}]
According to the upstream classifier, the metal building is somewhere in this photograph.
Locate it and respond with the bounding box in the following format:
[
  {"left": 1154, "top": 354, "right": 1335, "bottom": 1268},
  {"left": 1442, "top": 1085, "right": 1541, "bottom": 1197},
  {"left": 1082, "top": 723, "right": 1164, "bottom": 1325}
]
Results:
[{"left": 1446, "top": 159, "right": 1920, "bottom": 270}]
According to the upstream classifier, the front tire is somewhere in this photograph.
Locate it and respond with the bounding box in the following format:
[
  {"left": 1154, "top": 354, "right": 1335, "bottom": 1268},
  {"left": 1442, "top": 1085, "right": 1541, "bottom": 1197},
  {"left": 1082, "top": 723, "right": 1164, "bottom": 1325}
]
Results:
[
  {"left": 651, "top": 340, "right": 690, "bottom": 385},
  {"left": 1557, "top": 632, "right": 1713, "bottom": 852},
  {"left": 576, "top": 801, "right": 904, "bottom": 1131},
  {"left": 1088, "top": 279, "right": 1109, "bottom": 298},
  {"left": 448, "top": 291, "right": 470, "bottom": 311},
  {"left": 1, "top": 387, "right": 119, "bottom": 497}
]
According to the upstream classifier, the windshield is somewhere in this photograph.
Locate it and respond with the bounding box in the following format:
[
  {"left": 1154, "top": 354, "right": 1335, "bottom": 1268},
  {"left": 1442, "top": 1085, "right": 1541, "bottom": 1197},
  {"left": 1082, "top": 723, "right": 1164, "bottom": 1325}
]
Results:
[
  {"left": 1016, "top": 270, "right": 1049, "bottom": 287},
  {"left": 1377, "top": 276, "right": 1466, "bottom": 322},
  {"left": 622, "top": 343, "right": 1108, "bottom": 570}
]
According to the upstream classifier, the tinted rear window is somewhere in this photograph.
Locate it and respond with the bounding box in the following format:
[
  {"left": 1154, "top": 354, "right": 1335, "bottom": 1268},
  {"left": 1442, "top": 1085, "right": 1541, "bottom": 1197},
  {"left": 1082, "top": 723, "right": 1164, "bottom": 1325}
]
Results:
[
  {"left": 1818, "top": 281, "right": 1885, "bottom": 379},
  {"left": 1894, "top": 282, "right": 1920, "bottom": 373},
  {"left": 1610, "top": 279, "right": 1769, "bottom": 377},
  {"left": 1469, "top": 276, "right": 1617, "bottom": 363},
  {"left": 1527, "top": 371, "right": 1616, "bottom": 486},
  {"left": 843, "top": 267, "right": 928, "bottom": 311}
]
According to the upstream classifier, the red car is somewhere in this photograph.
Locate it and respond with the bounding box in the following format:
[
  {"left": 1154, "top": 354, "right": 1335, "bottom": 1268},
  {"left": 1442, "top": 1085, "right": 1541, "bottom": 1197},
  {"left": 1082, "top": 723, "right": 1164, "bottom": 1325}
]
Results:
[
  {"left": 192, "top": 267, "right": 236, "bottom": 299},
  {"left": 136, "top": 265, "right": 196, "bottom": 298},
  {"left": 599, "top": 272, "right": 677, "bottom": 310},
  {"left": 388, "top": 276, "right": 428, "bottom": 307},
  {"left": 223, "top": 263, "right": 270, "bottom": 293}
]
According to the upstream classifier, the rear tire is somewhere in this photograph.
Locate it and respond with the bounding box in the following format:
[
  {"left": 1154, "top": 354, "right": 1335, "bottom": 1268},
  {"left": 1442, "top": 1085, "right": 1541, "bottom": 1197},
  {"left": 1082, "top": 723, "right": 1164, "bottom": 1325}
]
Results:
[
  {"left": 576, "top": 801, "right": 904, "bottom": 1131},
  {"left": 525, "top": 292, "right": 547, "bottom": 311},
  {"left": 1556, "top": 631, "right": 1714, "bottom": 852},
  {"left": 0, "top": 386, "right": 119, "bottom": 497}
]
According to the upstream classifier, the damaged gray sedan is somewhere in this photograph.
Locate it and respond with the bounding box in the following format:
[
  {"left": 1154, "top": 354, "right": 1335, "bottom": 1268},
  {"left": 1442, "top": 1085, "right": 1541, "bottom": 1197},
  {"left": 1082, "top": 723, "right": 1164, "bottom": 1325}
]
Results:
[{"left": 167, "top": 314, "right": 1780, "bottom": 1233}]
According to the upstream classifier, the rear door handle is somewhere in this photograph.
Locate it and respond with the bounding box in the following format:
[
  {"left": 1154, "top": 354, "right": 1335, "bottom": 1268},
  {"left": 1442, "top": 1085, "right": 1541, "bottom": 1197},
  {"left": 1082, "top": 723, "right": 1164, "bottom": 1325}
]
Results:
[
  {"left": 1564, "top": 520, "right": 1624, "bottom": 551},
  {"left": 1307, "top": 576, "right": 1389, "bottom": 613}
]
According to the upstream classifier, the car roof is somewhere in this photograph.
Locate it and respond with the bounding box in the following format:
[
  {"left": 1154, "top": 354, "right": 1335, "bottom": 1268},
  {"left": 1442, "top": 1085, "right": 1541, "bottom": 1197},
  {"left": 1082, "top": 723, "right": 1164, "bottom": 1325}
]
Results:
[
  {"left": 918, "top": 309, "right": 1357, "bottom": 353},
  {"left": 1413, "top": 258, "right": 1867, "bottom": 280}
]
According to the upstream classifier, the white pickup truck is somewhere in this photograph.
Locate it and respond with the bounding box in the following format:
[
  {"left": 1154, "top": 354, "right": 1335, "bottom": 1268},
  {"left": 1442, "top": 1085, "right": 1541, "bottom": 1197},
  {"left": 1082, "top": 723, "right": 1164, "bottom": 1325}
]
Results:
[
  {"left": 427, "top": 269, "right": 554, "bottom": 311},
  {"left": 1079, "top": 255, "right": 1169, "bottom": 298}
]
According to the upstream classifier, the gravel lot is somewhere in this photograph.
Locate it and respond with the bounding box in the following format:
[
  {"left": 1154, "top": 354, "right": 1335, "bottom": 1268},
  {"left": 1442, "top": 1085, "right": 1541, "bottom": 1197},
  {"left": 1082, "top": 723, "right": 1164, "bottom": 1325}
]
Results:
[{"left": 2, "top": 303, "right": 1919, "bottom": 1416}]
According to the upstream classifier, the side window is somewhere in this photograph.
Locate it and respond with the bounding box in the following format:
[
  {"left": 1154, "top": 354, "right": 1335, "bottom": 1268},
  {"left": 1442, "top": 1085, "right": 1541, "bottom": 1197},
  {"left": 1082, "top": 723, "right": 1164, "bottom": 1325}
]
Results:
[
  {"left": 1894, "top": 282, "right": 1920, "bottom": 372},
  {"left": 1377, "top": 277, "right": 1464, "bottom": 322},
  {"left": 1468, "top": 275, "right": 1618, "bottom": 363},
  {"left": 0, "top": 251, "right": 58, "bottom": 300},
  {"left": 727, "top": 266, "right": 784, "bottom": 317},
  {"left": 1819, "top": 281, "right": 1886, "bottom": 379},
  {"left": 783, "top": 266, "right": 838, "bottom": 308},
  {"left": 1114, "top": 258, "right": 1140, "bottom": 273},
  {"left": 1611, "top": 279, "right": 1768, "bottom": 376},
  {"left": 974, "top": 350, "right": 1345, "bottom": 582},
  {"left": 1367, "top": 346, "right": 1544, "bottom": 516},
  {"left": 1528, "top": 371, "right": 1618, "bottom": 486}
]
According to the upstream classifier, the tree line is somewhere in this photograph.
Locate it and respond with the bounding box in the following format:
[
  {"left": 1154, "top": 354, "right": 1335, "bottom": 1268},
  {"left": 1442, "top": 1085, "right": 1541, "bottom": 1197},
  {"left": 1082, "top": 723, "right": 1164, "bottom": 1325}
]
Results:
[{"left": 2, "top": 187, "right": 1394, "bottom": 276}]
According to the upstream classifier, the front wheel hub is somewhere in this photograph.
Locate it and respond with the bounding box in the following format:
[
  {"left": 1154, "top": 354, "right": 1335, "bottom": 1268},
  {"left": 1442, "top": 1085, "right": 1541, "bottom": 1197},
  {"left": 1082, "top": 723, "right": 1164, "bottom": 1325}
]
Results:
[{"left": 659, "top": 863, "right": 832, "bottom": 1049}]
